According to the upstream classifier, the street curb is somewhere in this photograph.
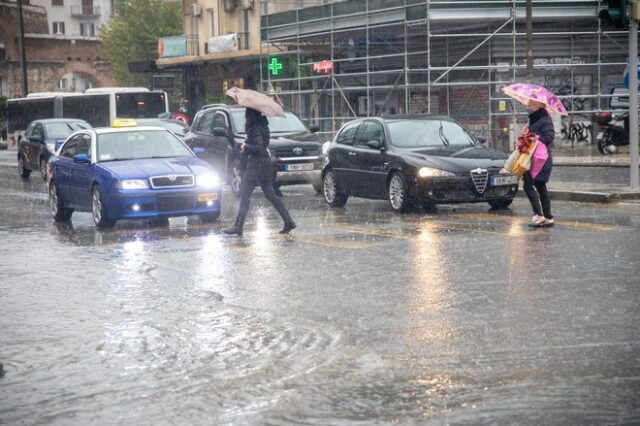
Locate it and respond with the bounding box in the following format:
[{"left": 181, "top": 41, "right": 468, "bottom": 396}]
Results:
[{"left": 517, "top": 189, "right": 640, "bottom": 203}]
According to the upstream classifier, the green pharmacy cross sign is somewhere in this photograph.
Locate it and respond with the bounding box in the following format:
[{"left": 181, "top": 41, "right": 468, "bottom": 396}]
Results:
[{"left": 267, "top": 58, "right": 283, "bottom": 76}]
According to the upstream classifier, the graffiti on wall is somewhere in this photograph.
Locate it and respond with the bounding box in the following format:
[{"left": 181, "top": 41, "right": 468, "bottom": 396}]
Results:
[{"left": 543, "top": 75, "right": 590, "bottom": 112}]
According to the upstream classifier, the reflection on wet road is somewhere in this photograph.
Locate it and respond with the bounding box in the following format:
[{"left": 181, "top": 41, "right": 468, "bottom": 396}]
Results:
[{"left": 1, "top": 167, "right": 639, "bottom": 424}]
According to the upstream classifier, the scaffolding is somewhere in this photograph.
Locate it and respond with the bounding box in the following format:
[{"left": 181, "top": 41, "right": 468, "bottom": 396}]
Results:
[{"left": 259, "top": 0, "right": 631, "bottom": 151}]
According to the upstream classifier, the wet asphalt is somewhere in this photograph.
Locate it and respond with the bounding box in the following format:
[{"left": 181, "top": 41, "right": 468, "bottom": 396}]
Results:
[{"left": 0, "top": 163, "right": 639, "bottom": 425}]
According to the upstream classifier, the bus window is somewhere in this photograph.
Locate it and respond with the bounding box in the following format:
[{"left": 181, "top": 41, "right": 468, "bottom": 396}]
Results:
[
  {"left": 115, "top": 92, "right": 167, "bottom": 119},
  {"left": 62, "top": 94, "right": 110, "bottom": 127}
]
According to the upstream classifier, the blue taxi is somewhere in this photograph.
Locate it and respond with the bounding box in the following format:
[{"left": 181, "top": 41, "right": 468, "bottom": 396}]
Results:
[{"left": 47, "top": 120, "right": 223, "bottom": 228}]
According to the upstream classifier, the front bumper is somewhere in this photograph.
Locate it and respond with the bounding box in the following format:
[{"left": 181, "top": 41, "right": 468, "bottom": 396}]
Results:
[
  {"left": 274, "top": 158, "right": 323, "bottom": 186},
  {"left": 411, "top": 175, "right": 519, "bottom": 204},
  {"left": 106, "top": 187, "right": 222, "bottom": 219}
]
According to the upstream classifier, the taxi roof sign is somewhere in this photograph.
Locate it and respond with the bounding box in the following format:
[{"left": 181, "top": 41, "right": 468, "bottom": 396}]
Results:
[{"left": 112, "top": 118, "right": 138, "bottom": 127}]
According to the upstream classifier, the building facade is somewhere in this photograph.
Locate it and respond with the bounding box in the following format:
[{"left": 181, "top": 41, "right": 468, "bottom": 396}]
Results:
[
  {"left": 0, "top": 0, "right": 115, "bottom": 98},
  {"left": 159, "top": 0, "right": 632, "bottom": 153}
]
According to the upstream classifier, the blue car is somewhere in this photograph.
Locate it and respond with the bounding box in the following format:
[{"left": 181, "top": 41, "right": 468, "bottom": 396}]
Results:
[{"left": 47, "top": 125, "right": 223, "bottom": 228}]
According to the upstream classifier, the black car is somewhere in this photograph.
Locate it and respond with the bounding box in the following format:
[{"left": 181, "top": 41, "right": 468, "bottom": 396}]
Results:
[
  {"left": 17, "top": 118, "right": 92, "bottom": 180},
  {"left": 321, "top": 115, "right": 518, "bottom": 212},
  {"left": 184, "top": 105, "right": 323, "bottom": 195}
]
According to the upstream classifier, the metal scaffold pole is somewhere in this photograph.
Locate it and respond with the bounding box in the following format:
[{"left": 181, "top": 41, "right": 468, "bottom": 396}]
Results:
[{"left": 629, "top": 2, "right": 639, "bottom": 189}]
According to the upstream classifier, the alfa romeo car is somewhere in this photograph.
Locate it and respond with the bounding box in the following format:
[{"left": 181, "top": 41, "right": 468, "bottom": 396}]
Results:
[
  {"left": 47, "top": 123, "right": 222, "bottom": 228},
  {"left": 322, "top": 116, "right": 518, "bottom": 212}
]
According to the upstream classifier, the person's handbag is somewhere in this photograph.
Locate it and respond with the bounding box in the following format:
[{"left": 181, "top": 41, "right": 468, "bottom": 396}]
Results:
[
  {"left": 510, "top": 131, "right": 538, "bottom": 178},
  {"left": 529, "top": 138, "right": 549, "bottom": 180}
]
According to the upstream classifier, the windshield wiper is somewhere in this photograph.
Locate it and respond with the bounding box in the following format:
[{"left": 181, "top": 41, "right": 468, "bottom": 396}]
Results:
[{"left": 438, "top": 121, "right": 450, "bottom": 147}]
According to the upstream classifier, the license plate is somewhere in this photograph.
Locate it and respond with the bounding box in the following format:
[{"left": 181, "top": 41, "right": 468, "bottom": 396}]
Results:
[
  {"left": 197, "top": 192, "right": 218, "bottom": 202},
  {"left": 491, "top": 175, "right": 518, "bottom": 186},
  {"left": 596, "top": 131, "right": 603, "bottom": 140},
  {"left": 285, "top": 163, "right": 314, "bottom": 171}
]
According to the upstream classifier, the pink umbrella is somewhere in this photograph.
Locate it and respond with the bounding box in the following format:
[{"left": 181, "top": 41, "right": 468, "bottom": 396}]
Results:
[
  {"left": 501, "top": 83, "right": 568, "bottom": 116},
  {"left": 225, "top": 87, "right": 285, "bottom": 117}
]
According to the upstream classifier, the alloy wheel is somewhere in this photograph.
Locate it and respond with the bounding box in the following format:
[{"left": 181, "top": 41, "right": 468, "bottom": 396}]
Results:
[
  {"left": 389, "top": 174, "right": 404, "bottom": 210},
  {"left": 324, "top": 171, "right": 336, "bottom": 203},
  {"left": 49, "top": 184, "right": 58, "bottom": 217},
  {"left": 92, "top": 189, "right": 103, "bottom": 224}
]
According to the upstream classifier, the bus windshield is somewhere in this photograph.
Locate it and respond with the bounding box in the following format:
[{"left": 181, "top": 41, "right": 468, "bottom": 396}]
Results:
[{"left": 115, "top": 92, "right": 167, "bottom": 119}]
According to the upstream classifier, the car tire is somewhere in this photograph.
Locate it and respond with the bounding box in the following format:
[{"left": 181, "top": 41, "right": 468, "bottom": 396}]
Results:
[
  {"left": 388, "top": 172, "right": 413, "bottom": 213},
  {"left": 312, "top": 181, "right": 324, "bottom": 195},
  {"left": 49, "top": 181, "right": 73, "bottom": 222},
  {"left": 597, "top": 129, "right": 612, "bottom": 155},
  {"left": 488, "top": 199, "right": 514, "bottom": 210},
  {"left": 18, "top": 155, "right": 31, "bottom": 178},
  {"left": 91, "top": 185, "right": 116, "bottom": 229},
  {"left": 39, "top": 157, "right": 48, "bottom": 181},
  {"left": 200, "top": 211, "right": 220, "bottom": 223},
  {"left": 323, "top": 168, "right": 348, "bottom": 207},
  {"left": 229, "top": 159, "right": 242, "bottom": 198}
]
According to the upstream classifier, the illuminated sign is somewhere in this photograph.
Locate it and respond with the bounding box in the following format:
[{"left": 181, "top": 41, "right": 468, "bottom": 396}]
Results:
[
  {"left": 313, "top": 60, "right": 334, "bottom": 74},
  {"left": 267, "top": 58, "right": 283, "bottom": 76}
]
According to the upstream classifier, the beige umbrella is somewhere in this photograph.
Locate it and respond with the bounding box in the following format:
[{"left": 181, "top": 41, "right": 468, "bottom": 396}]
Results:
[{"left": 225, "top": 87, "right": 285, "bottom": 117}]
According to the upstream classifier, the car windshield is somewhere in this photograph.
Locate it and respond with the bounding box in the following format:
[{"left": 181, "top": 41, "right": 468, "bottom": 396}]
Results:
[
  {"left": 387, "top": 119, "right": 476, "bottom": 148},
  {"left": 45, "top": 122, "right": 90, "bottom": 139},
  {"left": 230, "top": 110, "right": 307, "bottom": 134},
  {"left": 97, "top": 130, "right": 193, "bottom": 162}
]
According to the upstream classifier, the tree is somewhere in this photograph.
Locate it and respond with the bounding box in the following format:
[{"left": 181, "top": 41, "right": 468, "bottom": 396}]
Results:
[{"left": 101, "top": 0, "right": 182, "bottom": 86}]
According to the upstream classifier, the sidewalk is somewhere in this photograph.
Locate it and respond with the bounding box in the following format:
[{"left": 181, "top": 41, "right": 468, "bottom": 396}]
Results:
[{"left": 1, "top": 146, "right": 639, "bottom": 203}]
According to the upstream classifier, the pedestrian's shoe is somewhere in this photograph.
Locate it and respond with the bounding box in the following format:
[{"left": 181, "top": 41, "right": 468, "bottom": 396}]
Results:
[
  {"left": 531, "top": 214, "right": 542, "bottom": 223},
  {"left": 542, "top": 218, "right": 554, "bottom": 227},
  {"left": 223, "top": 224, "right": 243, "bottom": 236},
  {"left": 279, "top": 221, "right": 297, "bottom": 234},
  {"left": 528, "top": 215, "right": 546, "bottom": 228}
]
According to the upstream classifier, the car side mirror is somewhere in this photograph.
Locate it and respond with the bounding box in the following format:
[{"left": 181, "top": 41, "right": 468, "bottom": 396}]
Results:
[
  {"left": 476, "top": 136, "right": 487, "bottom": 144},
  {"left": 193, "top": 147, "right": 205, "bottom": 156},
  {"left": 213, "top": 127, "right": 229, "bottom": 138},
  {"left": 367, "top": 140, "right": 382, "bottom": 150},
  {"left": 29, "top": 134, "right": 42, "bottom": 143},
  {"left": 309, "top": 124, "right": 320, "bottom": 133},
  {"left": 73, "top": 153, "right": 90, "bottom": 163}
]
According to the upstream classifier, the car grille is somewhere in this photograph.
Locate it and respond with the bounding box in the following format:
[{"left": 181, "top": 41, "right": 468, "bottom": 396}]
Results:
[
  {"left": 470, "top": 169, "right": 489, "bottom": 195},
  {"left": 156, "top": 192, "right": 195, "bottom": 212},
  {"left": 150, "top": 175, "right": 194, "bottom": 188},
  {"left": 273, "top": 146, "right": 320, "bottom": 158}
]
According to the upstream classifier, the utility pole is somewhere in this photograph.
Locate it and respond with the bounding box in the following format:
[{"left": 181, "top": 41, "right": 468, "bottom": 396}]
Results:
[
  {"left": 17, "top": 0, "right": 29, "bottom": 96},
  {"left": 630, "top": 1, "right": 639, "bottom": 189},
  {"left": 526, "top": 0, "right": 533, "bottom": 81}
]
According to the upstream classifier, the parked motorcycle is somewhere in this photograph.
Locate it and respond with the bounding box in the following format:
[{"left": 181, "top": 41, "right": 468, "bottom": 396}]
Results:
[{"left": 595, "top": 111, "right": 629, "bottom": 155}]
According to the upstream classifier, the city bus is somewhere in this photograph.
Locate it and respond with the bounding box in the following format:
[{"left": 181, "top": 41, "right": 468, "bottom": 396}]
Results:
[{"left": 4, "top": 88, "right": 169, "bottom": 149}]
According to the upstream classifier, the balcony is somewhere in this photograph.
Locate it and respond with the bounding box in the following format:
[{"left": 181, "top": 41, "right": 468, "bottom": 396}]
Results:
[
  {"left": 71, "top": 5, "right": 101, "bottom": 18},
  {"left": 158, "top": 35, "right": 199, "bottom": 58}
]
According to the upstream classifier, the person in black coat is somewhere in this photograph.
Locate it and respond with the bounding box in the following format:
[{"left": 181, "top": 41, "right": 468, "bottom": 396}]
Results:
[
  {"left": 523, "top": 100, "right": 555, "bottom": 227},
  {"left": 223, "top": 107, "right": 296, "bottom": 236}
]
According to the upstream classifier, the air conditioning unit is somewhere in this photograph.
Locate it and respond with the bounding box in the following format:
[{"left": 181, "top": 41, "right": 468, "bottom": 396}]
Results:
[
  {"left": 223, "top": 0, "right": 236, "bottom": 12},
  {"left": 191, "top": 3, "right": 202, "bottom": 16},
  {"left": 241, "top": 0, "right": 254, "bottom": 10}
]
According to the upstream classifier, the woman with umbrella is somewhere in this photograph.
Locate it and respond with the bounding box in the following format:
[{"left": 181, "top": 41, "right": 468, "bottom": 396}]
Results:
[
  {"left": 502, "top": 83, "right": 567, "bottom": 228},
  {"left": 223, "top": 88, "right": 296, "bottom": 236}
]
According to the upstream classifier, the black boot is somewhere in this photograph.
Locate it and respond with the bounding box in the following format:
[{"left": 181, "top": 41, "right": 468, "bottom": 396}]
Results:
[
  {"left": 279, "top": 221, "right": 297, "bottom": 234},
  {"left": 223, "top": 216, "right": 244, "bottom": 236}
]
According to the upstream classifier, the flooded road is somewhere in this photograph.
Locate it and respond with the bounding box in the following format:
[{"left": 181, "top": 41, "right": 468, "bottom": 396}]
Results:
[{"left": 1, "top": 165, "right": 639, "bottom": 425}]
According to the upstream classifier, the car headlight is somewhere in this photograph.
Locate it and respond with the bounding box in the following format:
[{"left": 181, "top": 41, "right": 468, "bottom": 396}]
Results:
[
  {"left": 322, "top": 141, "right": 331, "bottom": 155},
  {"left": 197, "top": 173, "right": 220, "bottom": 188},
  {"left": 119, "top": 179, "right": 149, "bottom": 190},
  {"left": 418, "top": 167, "right": 455, "bottom": 178}
]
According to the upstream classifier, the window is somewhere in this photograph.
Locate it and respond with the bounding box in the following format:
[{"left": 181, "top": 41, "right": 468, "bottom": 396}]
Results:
[
  {"left": 80, "top": 23, "right": 95, "bottom": 37},
  {"left": 52, "top": 22, "right": 65, "bottom": 34},
  {"left": 336, "top": 121, "right": 360, "bottom": 146},
  {"left": 355, "top": 121, "right": 384, "bottom": 147},
  {"left": 60, "top": 136, "right": 83, "bottom": 158},
  {"left": 195, "top": 112, "right": 214, "bottom": 134},
  {"left": 57, "top": 79, "right": 68, "bottom": 90},
  {"left": 52, "top": 0, "right": 63, "bottom": 5},
  {"left": 213, "top": 112, "right": 228, "bottom": 129}
]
